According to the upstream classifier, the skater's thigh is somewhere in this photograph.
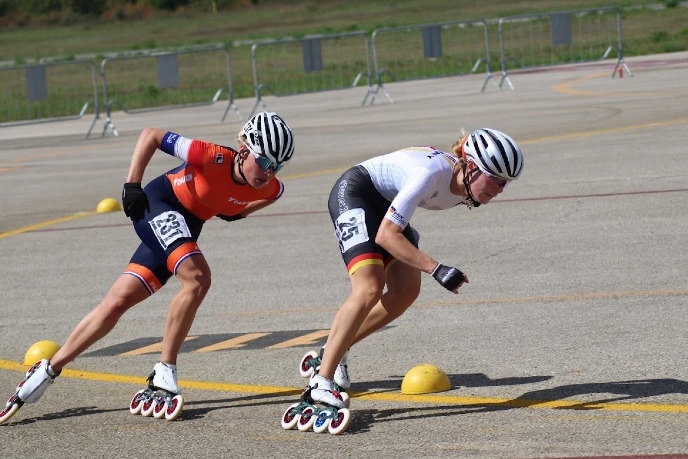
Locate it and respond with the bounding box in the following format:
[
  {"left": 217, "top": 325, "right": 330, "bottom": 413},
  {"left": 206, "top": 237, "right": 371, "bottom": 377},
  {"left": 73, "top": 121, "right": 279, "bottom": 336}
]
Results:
[
  {"left": 103, "top": 274, "right": 151, "bottom": 308},
  {"left": 175, "top": 253, "right": 211, "bottom": 285}
]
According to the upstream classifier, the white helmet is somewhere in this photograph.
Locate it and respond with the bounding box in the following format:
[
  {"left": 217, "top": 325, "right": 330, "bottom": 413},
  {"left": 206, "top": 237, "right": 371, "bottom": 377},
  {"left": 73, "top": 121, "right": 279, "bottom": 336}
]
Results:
[
  {"left": 241, "top": 111, "right": 295, "bottom": 166},
  {"left": 463, "top": 128, "right": 524, "bottom": 180}
]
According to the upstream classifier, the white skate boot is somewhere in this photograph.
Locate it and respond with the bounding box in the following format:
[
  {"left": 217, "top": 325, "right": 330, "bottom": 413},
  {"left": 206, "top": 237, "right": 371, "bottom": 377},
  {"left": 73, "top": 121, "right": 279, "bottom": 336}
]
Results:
[
  {"left": 152, "top": 362, "right": 181, "bottom": 394},
  {"left": 308, "top": 374, "right": 347, "bottom": 409},
  {"left": 16, "top": 359, "right": 60, "bottom": 403},
  {"left": 0, "top": 359, "right": 61, "bottom": 425}
]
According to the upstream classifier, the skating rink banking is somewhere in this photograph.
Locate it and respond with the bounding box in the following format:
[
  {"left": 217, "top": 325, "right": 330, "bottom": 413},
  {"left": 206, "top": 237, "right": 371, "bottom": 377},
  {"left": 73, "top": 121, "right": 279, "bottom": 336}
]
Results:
[{"left": 1, "top": 52, "right": 687, "bottom": 458}]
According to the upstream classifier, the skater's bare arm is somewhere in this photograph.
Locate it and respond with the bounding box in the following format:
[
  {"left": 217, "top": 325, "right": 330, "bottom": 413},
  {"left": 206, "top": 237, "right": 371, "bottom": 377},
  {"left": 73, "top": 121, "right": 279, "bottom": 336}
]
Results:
[
  {"left": 375, "top": 219, "right": 437, "bottom": 274},
  {"left": 127, "top": 128, "right": 166, "bottom": 183}
]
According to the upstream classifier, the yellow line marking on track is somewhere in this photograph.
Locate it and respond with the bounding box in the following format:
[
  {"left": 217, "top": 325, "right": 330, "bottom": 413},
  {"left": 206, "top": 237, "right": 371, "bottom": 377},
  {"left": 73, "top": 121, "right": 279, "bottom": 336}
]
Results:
[
  {"left": 413, "top": 288, "right": 688, "bottom": 309},
  {"left": 551, "top": 71, "right": 658, "bottom": 97},
  {"left": 267, "top": 330, "right": 330, "bottom": 349},
  {"left": 0, "top": 145, "right": 102, "bottom": 168},
  {"left": 1, "top": 359, "right": 687, "bottom": 413},
  {"left": 279, "top": 166, "right": 346, "bottom": 181},
  {"left": 119, "top": 336, "right": 198, "bottom": 356},
  {"left": 520, "top": 118, "right": 688, "bottom": 145},
  {"left": 194, "top": 333, "right": 271, "bottom": 352},
  {"left": 215, "top": 289, "right": 688, "bottom": 318},
  {"left": 0, "top": 211, "right": 98, "bottom": 239}
]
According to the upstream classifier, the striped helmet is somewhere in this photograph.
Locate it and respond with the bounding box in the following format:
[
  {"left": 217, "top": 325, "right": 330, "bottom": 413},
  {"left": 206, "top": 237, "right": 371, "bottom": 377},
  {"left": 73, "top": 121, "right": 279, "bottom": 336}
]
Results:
[
  {"left": 463, "top": 128, "right": 524, "bottom": 180},
  {"left": 241, "top": 111, "right": 295, "bottom": 166}
]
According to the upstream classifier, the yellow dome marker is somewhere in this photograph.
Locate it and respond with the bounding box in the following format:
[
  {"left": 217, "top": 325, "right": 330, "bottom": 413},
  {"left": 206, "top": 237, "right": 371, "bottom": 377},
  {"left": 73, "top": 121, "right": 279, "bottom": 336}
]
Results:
[
  {"left": 24, "top": 341, "right": 61, "bottom": 365},
  {"left": 401, "top": 364, "right": 452, "bottom": 394},
  {"left": 97, "top": 198, "right": 121, "bottom": 213}
]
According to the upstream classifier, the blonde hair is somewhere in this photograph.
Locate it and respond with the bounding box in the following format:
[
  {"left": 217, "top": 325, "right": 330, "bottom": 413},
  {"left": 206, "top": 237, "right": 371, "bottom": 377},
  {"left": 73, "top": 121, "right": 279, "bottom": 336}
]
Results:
[
  {"left": 237, "top": 130, "right": 248, "bottom": 148},
  {"left": 450, "top": 127, "right": 469, "bottom": 168}
]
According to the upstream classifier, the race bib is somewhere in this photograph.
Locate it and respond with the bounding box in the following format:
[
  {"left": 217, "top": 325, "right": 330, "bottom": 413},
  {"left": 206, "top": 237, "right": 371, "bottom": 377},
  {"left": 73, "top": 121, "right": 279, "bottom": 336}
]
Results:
[
  {"left": 334, "top": 208, "right": 368, "bottom": 253},
  {"left": 149, "top": 211, "right": 191, "bottom": 249}
]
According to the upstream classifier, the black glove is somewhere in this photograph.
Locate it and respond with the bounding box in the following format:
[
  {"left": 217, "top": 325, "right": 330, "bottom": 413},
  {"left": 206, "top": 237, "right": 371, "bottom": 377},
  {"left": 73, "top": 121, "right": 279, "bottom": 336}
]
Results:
[
  {"left": 122, "top": 182, "right": 150, "bottom": 222},
  {"left": 431, "top": 263, "right": 465, "bottom": 291},
  {"left": 217, "top": 214, "right": 245, "bottom": 222}
]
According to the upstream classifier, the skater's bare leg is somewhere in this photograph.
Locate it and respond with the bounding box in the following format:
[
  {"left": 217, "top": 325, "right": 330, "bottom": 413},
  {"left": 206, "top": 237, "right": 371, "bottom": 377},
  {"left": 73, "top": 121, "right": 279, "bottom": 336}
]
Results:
[
  {"left": 160, "top": 254, "right": 211, "bottom": 365},
  {"left": 50, "top": 275, "right": 149, "bottom": 371},
  {"left": 351, "top": 261, "right": 421, "bottom": 345},
  {"left": 318, "top": 265, "right": 384, "bottom": 381}
]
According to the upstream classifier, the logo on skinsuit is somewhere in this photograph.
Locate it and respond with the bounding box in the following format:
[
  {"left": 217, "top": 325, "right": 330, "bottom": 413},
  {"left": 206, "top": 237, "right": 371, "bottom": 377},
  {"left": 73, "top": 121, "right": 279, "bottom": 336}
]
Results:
[
  {"left": 173, "top": 174, "right": 193, "bottom": 187},
  {"left": 214, "top": 153, "right": 224, "bottom": 164},
  {"left": 387, "top": 206, "right": 406, "bottom": 226}
]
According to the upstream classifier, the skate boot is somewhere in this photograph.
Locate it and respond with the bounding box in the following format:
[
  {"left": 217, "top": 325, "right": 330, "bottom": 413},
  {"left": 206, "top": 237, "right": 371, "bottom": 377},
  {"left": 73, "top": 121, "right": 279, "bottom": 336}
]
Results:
[
  {"left": 0, "top": 359, "right": 61, "bottom": 425},
  {"left": 299, "top": 347, "right": 350, "bottom": 391},
  {"left": 129, "top": 362, "right": 184, "bottom": 421},
  {"left": 280, "top": 374, "right": 351, "bottom": 435}
]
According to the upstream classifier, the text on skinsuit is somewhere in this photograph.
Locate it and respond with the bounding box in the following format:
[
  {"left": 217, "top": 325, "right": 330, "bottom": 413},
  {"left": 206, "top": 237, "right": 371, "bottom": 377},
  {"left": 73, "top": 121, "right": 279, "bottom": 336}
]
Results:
[
  {"left": 173, "top": 174, "right": 193, "bottom": 187},
  {"left": 337, "top": 179, "right": 348, "bottom": 214},
  {"left": 387, "top": 205, "right": 406, "bottom": 227}
]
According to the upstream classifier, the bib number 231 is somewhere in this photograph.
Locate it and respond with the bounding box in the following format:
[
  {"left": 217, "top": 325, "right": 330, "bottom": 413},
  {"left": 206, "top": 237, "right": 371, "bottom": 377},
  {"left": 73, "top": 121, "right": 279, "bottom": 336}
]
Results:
[{"left": 149, "top": 211, "right": 191, "bottom": 249}]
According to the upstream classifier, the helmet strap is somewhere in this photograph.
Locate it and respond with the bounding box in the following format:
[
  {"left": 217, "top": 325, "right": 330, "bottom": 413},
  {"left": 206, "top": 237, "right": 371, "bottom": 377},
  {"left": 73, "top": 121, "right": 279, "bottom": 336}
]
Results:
[
  {"left": 232, "top": 150, "right": 252, "bottom": 187},
  {"left": 461, "top": 162, "right": 481, "bottom": 209}
]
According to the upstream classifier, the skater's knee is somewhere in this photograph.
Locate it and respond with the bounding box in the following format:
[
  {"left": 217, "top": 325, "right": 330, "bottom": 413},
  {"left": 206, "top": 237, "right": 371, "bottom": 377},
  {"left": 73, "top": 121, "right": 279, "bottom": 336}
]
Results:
[
  {"left": 390, "top": 281, "right": 420, "bottom": 307},
  {"left": 180, "top": 269, "right": 211, "bottom": 296},
  {"left": 351, "top": 282, "right": 384, "bottom": 309},
  {"left": 176, "top": 258, "right": 211, "bottom": 294},
  {"left": 99, "top": 296, "right": 134, "bottom": 320}
]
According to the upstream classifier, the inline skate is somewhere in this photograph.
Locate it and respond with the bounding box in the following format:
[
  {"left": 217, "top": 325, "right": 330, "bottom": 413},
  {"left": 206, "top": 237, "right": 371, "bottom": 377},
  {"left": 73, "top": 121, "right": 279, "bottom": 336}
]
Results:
[
  {"left": 129, "top": 362, "right": 183, "bottom": 421},
  {"left": 0, "top": 359, "right": 60, "bottom": 425},
  {"left": 281, "top": 374, "right": 351, "bottom": 434},
  {"left": 299, "top": 347, "right": 350, "bottom": 391}
]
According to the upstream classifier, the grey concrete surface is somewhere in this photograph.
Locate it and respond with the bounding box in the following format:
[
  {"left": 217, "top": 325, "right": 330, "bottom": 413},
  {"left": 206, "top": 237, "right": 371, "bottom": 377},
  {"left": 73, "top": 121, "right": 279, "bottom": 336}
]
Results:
[{"left": 0, "top": 52, "right": 687, "bottom": 458}]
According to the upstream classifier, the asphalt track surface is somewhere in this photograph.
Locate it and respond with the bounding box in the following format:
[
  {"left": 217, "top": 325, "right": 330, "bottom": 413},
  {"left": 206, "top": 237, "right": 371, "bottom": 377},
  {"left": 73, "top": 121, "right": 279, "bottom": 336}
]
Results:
[{"left": 1, "top": 52, "right": 687, "bottom": 458}]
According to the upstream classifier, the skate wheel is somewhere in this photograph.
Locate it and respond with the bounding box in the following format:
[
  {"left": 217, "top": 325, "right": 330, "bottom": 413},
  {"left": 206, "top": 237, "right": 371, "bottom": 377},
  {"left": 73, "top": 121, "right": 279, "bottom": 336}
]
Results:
[
  {"left": 0, "top": 400, "right": 22, "bottom": 426},
  {"left": 313, "top": 411, "right": 331, "bottom": 433},
  {"left": 328, "top": 407, "right": 351, "bottom": 435},
  {"left": 140, "top": 395, "right": 156, "bottom": 417},
  {"left": 129, "top": 389, "right": 146, "bottom": 415},
  {"left": 299, "top": 350, "right": 319, "bottom": 378},
  {"left": 280, "top": 403, "right": 300, "bottom": 430},
  {"left": 296, "top": 406, "right": 316, "bottom": 432},
  {"left": 339, "top": 391, "right": 350, "bottom": 409},
  {"left": 152, "top": 397, "right": 167, "bottom": 419},
  {"left": 164, "top": 394, "right": 184, "bottom": 421}
]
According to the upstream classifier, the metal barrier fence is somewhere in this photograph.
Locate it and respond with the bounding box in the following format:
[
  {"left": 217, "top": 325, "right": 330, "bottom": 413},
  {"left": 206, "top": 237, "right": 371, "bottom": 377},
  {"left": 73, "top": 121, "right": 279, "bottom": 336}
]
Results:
[
  {"left": 248, "top": 31, "right": 373, "bottom": 116},
  {"left": 0, "top": 60, "right": 99, "bottom": 135},
  {"left": 371, "top": 19, "right": 496, "bottom": 100},
  {"left": 497, "top": 6, "right": 631, "bottom": 89},
  {"left": 99, "top": 45, "right": 241, "bottom": 137},
  {"left": 0, "top": 6, "right": 633, "bottom": 133}
]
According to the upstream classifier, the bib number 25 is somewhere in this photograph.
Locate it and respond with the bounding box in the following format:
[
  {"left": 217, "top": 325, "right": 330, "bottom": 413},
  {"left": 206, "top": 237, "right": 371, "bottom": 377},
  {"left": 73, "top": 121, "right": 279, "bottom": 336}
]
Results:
[{"left": 334, "top": 208, "right": 368, "bottom": 253}]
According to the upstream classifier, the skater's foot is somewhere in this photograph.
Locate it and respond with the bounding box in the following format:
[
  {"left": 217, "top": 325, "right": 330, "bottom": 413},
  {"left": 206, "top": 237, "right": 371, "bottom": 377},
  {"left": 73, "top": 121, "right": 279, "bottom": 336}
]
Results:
[
  {"left": 151, "top": 362, "right": 180, "bottom": 394},
  {"left": 308, "top": 374, "right": 347, "bottom": 409},
  {"left": 334, "top": 351, "right": 350, "bottom": 390},
  {"left": 318, "top": 347, "right": 350, "bottom": 390},
  {"left": 16, "top": 359, "right": 60, "bottom": 404}
]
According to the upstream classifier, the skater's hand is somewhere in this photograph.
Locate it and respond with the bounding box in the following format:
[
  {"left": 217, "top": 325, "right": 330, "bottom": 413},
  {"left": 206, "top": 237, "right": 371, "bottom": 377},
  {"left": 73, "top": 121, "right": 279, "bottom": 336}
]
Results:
[
  {"left": 217, "top": 213, "right": 245, "bottom": 222},
  {"left": 122, "top": 182, "right": 150, "bottom": 222},
  {"left": 431, "top": 263, "right": 468, "bottom": 293}
]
